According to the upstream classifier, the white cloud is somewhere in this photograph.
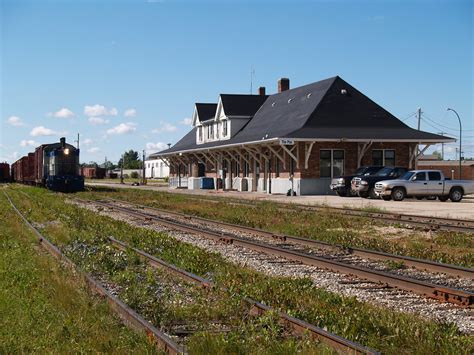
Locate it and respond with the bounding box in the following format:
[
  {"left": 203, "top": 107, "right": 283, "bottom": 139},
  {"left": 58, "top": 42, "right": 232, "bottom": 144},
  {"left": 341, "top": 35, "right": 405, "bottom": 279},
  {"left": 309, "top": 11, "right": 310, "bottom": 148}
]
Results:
[
  {"left": 88, "top": 117, "right": 110, "bottom": 125},
  {"left": 30, "top": 126, "right": 65, "bottom": 137},
  {"left": 152, "top": 122, "right": 177, "bottom": 133},
  {"left": 20, "top": 139, "right": 38, "bottom": 147},
  {"left": 106, "top": 122, "right": 137, "bottom": 135},
  {"left": 146, "top": 142, "right": 168, "bottom": 153},
  {"left": 52, "top": 107, "right": 74, "bottom": 118},
  {"left": 124, "top": 108, "right": 137, "bottom": 117},
  {"left": 7, "top": 116, "right": 25, "bottom": 126},
  {"left": 83, "top": 138, "right": 93, "bottom": 146},
  {"left": 180, "top": 117, "right": 192, "bottom": 125},
  {"left": 84, "top": 104, "right": 118, "bottom": 117},
  {"left": 0, "top": 151, "right": 19, "bottom": 163},
  {"left": 87, "top": 147, "right": 101, "bottom": 153}
]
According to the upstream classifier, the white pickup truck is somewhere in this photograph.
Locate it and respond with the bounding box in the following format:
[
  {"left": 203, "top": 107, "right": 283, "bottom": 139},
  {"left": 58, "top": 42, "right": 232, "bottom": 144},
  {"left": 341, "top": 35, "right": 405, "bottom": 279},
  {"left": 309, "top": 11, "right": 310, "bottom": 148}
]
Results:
[{"left": 374, "top": 170, "right": 474, "bottom": 202}]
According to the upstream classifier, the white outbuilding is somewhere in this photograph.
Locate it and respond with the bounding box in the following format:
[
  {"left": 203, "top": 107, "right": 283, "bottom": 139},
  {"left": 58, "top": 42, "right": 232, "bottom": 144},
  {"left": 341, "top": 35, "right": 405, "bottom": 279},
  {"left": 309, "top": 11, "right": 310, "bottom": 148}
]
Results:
[{"left": 145, "top": 158, "right": 169, "bottom": 178}]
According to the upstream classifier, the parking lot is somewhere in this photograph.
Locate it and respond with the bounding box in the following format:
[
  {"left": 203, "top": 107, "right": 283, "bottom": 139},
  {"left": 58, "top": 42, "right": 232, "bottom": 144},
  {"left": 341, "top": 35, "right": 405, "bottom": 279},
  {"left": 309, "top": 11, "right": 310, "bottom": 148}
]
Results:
[{"left": 88, "top": 182, "right": 474, "bottom": 220}]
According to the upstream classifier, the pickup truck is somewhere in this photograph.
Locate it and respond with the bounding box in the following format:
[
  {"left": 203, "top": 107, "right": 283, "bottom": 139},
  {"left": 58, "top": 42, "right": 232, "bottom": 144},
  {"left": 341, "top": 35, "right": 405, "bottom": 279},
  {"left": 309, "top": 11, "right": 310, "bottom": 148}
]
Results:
[
  {"left": 351, "top": 166, "right": 408, "bottom": 199},
  {"left": 374, "top": 170, "right": 474, "bottom": 202},
  {"left": 330, "top": 166, "right": 383, "bottom": 197}
]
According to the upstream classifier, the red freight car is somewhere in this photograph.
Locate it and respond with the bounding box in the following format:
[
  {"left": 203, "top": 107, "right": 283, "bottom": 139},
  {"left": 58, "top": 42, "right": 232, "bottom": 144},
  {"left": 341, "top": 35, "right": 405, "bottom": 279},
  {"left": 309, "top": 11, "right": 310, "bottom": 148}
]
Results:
[{"left": 0, "top": 162, "right": 10, "bottom": 182}]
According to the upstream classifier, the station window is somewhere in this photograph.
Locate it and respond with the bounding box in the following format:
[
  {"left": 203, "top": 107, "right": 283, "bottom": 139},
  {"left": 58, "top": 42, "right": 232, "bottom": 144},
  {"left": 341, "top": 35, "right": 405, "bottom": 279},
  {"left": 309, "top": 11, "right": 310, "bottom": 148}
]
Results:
[
  {"left": 320, "top": 149, "right": 344, "bottom": 178},
  {"left": 210, "top": 124, "right": 214, "bottom": 139},
  {"left": 223, "top": 121, "right": 228, "bottom": 136},
  {"left": 372, "top": 149, "right": 395, "bottom": 166},
  {"left": 198, "top": 126, "right": 203, "bottom": 141}
]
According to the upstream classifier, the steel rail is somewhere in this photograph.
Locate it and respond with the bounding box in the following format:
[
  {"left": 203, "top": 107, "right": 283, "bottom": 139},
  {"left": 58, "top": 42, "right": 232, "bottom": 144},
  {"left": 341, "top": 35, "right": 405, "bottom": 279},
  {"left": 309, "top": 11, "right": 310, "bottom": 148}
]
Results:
[
  {"left": 166, "top": 194, "right": 474, "bottom": 233},
  {"left": 101, "top": 198, "right": 473, "bottom": 279},
  {"left": 4, "top": 192, "right": 185, "bottom": 355},
  {"left": 90, "top": 200, "right": 473, "bottom": 307},
  {"left": 108, "top": 236, "right": 378, "bottom": 355}
]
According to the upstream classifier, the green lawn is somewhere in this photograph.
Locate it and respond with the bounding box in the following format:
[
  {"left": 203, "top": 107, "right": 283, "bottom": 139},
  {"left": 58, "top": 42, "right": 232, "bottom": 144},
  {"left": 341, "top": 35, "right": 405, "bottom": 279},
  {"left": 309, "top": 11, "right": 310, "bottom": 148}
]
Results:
[{"left": 0, "top": 188, "right": 156, "bottom": 353}]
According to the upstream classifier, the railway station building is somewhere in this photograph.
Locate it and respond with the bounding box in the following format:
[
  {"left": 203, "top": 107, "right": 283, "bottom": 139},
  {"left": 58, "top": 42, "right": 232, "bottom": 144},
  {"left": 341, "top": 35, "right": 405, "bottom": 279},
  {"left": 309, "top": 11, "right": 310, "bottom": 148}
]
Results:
[{"left": 151, "top": 76, "right": 454, "bottom": 195}]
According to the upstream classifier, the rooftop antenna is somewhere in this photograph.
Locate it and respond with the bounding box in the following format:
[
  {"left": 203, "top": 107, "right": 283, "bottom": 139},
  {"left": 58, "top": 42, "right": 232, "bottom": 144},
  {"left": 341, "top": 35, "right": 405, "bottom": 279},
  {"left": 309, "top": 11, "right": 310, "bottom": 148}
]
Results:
[{"left": 250, "top": 67, "right": 255, "bottom": 94}]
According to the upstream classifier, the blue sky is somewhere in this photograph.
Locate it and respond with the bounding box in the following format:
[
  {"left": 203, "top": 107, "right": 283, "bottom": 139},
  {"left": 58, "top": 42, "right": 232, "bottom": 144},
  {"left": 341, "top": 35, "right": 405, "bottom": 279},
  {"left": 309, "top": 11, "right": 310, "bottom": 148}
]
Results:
[{"left": 1, "top": 0, "right": 473, "bottom": 164}]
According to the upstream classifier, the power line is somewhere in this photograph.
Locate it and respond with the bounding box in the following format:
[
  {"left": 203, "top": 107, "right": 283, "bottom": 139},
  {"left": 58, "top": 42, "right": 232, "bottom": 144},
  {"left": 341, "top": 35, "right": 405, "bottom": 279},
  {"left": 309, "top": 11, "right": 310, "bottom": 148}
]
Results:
[{"left": 423, "top": 112, "right": 474, "bottom": 132}]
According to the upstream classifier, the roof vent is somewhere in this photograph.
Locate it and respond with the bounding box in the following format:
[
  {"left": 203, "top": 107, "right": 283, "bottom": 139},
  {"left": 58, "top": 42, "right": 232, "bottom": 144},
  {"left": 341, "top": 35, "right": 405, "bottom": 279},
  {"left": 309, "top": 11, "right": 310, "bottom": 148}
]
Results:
[{"left": 341, "top": 89, "right": 347, "bottom": 95}]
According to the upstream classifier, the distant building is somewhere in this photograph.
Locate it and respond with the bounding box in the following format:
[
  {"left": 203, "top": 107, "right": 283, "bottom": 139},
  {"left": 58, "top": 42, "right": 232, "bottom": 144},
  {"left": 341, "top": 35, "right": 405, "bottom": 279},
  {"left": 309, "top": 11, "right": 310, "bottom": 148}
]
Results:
[
  {"left": 144, "top": 158, "right": 169, "bottom": 178},
  {"left": 417, "top": 160, "right": 474, "bottom": 180}
]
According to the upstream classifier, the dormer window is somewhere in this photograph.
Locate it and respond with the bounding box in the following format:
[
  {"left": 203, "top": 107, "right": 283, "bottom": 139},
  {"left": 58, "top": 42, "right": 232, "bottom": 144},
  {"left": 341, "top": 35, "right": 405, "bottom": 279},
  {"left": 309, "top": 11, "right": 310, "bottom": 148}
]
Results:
[
  {"left": 223, "top": 120, "right": 228, "bottom": 136},
  {"left": 198, "top": 126, "right": 203, "bottom": 142},
  {"left": 210, "top": 124, "right": 214, "bottom": 139}
]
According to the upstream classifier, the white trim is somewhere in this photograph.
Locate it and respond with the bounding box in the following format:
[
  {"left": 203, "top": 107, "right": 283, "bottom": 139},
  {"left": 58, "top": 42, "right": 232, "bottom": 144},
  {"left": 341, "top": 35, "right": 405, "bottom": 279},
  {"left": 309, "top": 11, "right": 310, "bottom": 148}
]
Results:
[
  {"left": 191, "top": 105, "right": 199, "bottom": 127},
  {"left": 156, "top": 136, "right": 453, "bottom": 157}
]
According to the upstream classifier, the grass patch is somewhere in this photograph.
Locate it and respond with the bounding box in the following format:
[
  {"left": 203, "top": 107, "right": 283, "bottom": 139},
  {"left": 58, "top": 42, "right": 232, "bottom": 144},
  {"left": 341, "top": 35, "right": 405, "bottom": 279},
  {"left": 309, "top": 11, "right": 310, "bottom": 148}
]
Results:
[
  {"left": 7, "top": 185, "right": 474, "bottom": 354},
  {"left": 0, "top": 191, "right": 156, "bottom": 353}
]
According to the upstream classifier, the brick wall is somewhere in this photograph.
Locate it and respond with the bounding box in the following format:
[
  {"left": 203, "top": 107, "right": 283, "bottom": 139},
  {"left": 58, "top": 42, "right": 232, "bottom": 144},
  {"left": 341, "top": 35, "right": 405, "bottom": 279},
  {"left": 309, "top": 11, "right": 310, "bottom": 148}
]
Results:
[{"left": 168, "top": 141, "right": 413, "bottom": 181}]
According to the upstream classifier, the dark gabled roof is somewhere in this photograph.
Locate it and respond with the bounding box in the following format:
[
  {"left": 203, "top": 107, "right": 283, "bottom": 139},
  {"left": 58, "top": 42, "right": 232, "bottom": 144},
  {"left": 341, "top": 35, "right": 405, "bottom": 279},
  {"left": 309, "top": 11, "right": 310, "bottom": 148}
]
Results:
[
  {"left": 195, "top": 103, "right": 217, "bottom": 122},
  {"left": 155, "top": 76, "right": 454, "bottom": 156},
  {"left": 220, "top": 94, "right": 269, "bottom": 117},
  {"left": 226, "top": 77, "right": 337, "bottom": 143}
]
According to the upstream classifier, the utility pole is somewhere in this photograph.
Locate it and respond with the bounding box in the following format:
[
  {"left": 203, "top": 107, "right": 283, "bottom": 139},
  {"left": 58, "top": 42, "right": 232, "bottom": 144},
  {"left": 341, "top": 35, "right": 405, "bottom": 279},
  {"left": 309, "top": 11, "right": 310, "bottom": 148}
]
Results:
[
  {"left": 416, "top": 107, "right": 422, "bottom": 156},
  {"left": 120, "top": 153, "right": 124, "bottom": 184},
  {"left": 437, "top": 132, "right": 446, "bottom": 160},
  {"left": 417, "top": 107, "right": 422, "bottom": 130},
  {"left": 142, "top": 149, "right": 146, "bottom": 185}
]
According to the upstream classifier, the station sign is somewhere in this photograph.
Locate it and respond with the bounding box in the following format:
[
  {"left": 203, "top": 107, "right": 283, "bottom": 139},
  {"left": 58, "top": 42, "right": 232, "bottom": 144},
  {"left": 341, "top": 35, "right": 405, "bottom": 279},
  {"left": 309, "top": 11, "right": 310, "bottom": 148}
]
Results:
[{"left": 280, "top": 139, "right": 294, "bottom": 145}]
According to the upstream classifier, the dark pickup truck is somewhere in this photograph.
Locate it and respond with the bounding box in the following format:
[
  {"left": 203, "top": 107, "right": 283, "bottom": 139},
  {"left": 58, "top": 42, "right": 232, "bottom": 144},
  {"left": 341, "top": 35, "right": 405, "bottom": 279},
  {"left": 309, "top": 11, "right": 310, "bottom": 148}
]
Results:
[
  {"left": 351, "top": 166, "right": 408, "bottom": 198},
  {"left": 330, "top": 166, "right": 383, "bottom": 197}
]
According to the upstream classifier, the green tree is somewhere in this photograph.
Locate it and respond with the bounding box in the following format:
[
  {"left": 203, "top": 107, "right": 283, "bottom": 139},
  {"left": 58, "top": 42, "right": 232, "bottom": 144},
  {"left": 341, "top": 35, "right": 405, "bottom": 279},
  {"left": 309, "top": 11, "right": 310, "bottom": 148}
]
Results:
[
  {"left": 102, "top": 161, "right": 116, "bottom": 170},
  {"left": 118, "top": 150, "right": 141, "bottom": 169},
  {"left": 431, "top": 151, "right": 442, "bottom": 160}
]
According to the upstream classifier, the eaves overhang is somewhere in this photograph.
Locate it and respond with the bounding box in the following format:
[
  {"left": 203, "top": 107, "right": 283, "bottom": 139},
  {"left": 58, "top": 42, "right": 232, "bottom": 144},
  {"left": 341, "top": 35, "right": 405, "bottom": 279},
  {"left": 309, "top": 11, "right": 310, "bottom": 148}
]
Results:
[{"left": 152, "top": 136, "right": 454, "bottom": 158}]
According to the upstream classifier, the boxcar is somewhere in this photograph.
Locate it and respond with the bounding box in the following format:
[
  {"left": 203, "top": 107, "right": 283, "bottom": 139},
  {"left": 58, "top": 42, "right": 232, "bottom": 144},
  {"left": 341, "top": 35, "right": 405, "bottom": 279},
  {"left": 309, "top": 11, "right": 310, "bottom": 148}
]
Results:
[{"left": 0, "top": 163, "right": 10, "bottom": 182}]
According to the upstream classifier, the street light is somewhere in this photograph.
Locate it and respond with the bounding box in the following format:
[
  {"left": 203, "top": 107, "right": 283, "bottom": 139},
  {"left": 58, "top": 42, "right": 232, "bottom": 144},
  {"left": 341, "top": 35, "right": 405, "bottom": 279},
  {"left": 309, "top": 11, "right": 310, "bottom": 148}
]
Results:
[{"left": 447, "top": 108, "right": 462, "bottom": 178}]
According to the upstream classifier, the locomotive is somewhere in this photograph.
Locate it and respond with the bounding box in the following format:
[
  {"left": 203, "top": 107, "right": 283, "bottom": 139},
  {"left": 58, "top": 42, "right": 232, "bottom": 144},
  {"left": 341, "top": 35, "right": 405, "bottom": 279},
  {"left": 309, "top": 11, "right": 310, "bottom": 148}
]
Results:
[{"left": 12, "top": 137, "right": 84, "bottom": 192}]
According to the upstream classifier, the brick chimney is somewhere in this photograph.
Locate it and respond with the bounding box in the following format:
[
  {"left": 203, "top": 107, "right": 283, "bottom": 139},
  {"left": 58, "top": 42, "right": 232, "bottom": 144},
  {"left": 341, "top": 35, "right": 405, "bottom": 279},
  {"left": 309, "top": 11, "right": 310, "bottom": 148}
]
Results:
[
  {"left": 278, "top": 78, "right": 290, "bottom": 93},
  {"left": 258, "top": 86, "right": 266, "bottom": 96}
]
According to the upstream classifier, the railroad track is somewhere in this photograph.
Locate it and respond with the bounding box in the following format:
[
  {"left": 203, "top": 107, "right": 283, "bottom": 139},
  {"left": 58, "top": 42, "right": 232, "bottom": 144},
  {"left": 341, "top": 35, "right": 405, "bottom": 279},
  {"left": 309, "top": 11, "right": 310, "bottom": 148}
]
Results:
[
  {"left": 4, "top": 192, "right": 184, "bottom": 355},
  {"left": 5, "top": 191, "right": 377, "bottom": 354},
  {"left": 108, "top": 236, "right": 377, "bottom": 354},
  {"left": 86, "top": 199, "right": 473, "bottom": 307},
  {"left": 163, "top": 193, "right": 474, "bottom": 234},
  {"left": 101, "top": 198, "right": 473, "bottom": 279}
]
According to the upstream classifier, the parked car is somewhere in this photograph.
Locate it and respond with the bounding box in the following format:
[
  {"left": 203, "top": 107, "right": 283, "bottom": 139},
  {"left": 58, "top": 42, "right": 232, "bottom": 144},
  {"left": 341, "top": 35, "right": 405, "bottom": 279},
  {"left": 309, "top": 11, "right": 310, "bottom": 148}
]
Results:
[
  {"left": 330, "top": 166, "right": 383, "bottom": 197},
  {"left": 352, "top": 166, "right": 408, "bottom": 199},
  {"left": 374, "top": 170, "right": 474, "bottom": 202}
]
